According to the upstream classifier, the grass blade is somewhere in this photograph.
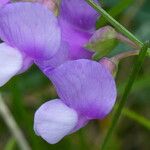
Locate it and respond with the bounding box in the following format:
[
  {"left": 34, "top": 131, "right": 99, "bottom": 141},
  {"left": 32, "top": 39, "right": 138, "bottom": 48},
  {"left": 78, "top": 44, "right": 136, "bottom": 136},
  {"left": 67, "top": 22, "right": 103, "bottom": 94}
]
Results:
[
  {"left": 100, "top": 42, "right": 149, "bottom": 150},
  {"left": 0, "top": 94, "right": 31, "bottom": 150}
]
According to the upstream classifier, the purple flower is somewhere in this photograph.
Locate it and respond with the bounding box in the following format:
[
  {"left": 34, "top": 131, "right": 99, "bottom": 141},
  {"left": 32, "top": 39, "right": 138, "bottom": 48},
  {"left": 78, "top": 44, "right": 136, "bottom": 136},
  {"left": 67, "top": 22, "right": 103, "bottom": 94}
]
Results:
[
  {"left": 0, "top": 2, "right": 60, "bottom": 59},
  {"left": 0, "top": 2, "right": 61, "bottom": 86},
  {"left": 34, "top": 59, "right": 117, "bottom": 144},
  {"left": 58, "top": 0, "right": 100, "bottom": 59},
  {"left": 59, "top": 19, "right": 92, "bottom": 59},
  {"left": 35, "top": 42, "right": 69, "bottom": 75},
  {"left": 0, "top": 0, "right": 10, "bottom": 7},
  {"left": 60, "top": 0, "right": 99, "bottom": 32},
  {"left": 0, "top": 1, "right": 102, "bottom": 85}
]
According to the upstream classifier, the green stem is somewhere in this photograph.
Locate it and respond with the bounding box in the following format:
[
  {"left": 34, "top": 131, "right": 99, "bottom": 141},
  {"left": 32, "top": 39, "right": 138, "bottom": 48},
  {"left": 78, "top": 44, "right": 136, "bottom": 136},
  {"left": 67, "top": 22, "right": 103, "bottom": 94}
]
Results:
[
  {"left": 122, "top": 108, "right": 150, "bottom": 130},
  {"left": 114, "top": 105, "right": 150, "bottom": 130},
  {"left": 100, "top": 42, "right": 149, "bottom": 150},
  {"left": 85, "top": 0, "right": 143, "bottom": 48}
]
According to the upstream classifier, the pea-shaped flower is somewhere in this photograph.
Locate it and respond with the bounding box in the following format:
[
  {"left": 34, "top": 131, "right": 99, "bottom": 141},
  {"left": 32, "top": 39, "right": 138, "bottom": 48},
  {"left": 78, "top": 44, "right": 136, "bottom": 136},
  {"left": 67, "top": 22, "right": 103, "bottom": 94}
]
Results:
[
  {"left": 34, "top": 59, "right": 117, "bottom": 144},
  {"left": 58, "top": 0, "right": 100, "bottom": 59},
  {"left": 0, "top": 2, "right": 61, "bottom": 86}
]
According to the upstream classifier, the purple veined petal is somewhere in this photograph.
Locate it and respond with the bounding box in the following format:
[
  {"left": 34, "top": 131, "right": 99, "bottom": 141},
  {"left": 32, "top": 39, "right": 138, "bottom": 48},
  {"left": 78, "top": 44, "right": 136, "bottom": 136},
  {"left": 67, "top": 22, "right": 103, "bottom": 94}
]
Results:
[
  {"left": 35, "top": 42, "right": 69, "bottom": 75},
  {"left": 34, "top": 99, "right": 78, "bottom": 144},
  {"left": 0, "top": 2, "right": 61, "bottom": 60},
  {"left": 59, "top": 0, "right": 100, "bottom": 32},
  {"left": 0, "top": 0, "right": 10, "bottom": 7},
  {"left": 59, "top": 19, "right": 93, "bottom": 60},
  {"left": 0, "top": 43, "right": 23, "bottom": 87},
  {"left": 49, "top": 59, "right": 117, "bottom": 119}
]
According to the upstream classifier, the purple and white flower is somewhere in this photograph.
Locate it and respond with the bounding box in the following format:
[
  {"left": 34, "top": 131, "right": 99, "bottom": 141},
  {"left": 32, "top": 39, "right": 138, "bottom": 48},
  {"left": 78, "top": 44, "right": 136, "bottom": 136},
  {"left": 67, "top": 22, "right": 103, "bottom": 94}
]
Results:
[
  {"left": 0, "top": 2, "right": 61, "bottom": 86},
  {"left": 0, "top": 1, "right": 117, "bottom": 146},
  {"left": 34, "top": 59, "right": 117, "bottom": 144}
]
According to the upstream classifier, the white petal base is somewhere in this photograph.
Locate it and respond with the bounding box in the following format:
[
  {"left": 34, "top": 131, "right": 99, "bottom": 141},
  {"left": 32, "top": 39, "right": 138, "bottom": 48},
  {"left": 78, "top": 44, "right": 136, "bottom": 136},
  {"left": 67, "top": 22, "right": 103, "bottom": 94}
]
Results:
[
  {"left": 0, "top": 43, "right": 23, "bottom": 86},
  {"left": 34, "top": 99, "right": 78, "bottom": 144}
]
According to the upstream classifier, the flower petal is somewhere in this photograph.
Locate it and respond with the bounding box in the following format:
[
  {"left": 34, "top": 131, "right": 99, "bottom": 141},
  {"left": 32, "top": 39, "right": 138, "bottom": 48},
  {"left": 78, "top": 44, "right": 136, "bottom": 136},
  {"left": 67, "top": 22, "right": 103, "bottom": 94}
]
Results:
[
  {"left": 49, "top": 59, "right": 117, "bottom": 119},
  {"left": 59, "top": 0, "right": 99, "bottom": 31},
  {"left": 0, "top": 0, "right": 10, "bottom": 7},
  {"left": 59, "top": 19, "right": 93, "bottom": 59},
  {"left": 34, "top": 99, "right": 78, "bottom": 144},
  {"left": 0, "top": 2, "right": 61, "bottom": 60},
  {"left": 35, "top": 42, "right": 69, "bottom": 75},
  {"left": 0, "top": 43, "right": 23, "bottom": 86}
]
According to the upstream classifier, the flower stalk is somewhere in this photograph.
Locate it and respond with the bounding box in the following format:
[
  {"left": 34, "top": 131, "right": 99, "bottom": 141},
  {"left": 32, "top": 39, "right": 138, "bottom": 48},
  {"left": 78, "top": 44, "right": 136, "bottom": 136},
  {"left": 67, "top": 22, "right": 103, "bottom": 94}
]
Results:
[
  {"left": 116, "top": 33, "right": 139, "bottom": 49},
  {"left": 111, "top": 50, "right": 140, "bottom": 62}
]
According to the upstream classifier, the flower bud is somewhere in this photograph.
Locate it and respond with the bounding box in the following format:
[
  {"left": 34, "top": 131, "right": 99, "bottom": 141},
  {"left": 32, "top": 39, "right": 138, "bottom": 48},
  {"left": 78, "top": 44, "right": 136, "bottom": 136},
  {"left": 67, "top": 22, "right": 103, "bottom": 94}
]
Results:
[{"left": 85, "top": 26, "right": 117, "bottom": 60}]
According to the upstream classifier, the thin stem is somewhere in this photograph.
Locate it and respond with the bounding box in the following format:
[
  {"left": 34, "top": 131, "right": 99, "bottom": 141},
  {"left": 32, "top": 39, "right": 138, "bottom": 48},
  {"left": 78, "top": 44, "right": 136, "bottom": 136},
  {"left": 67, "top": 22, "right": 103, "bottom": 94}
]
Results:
[
  {"left": 114, "top": 105, "right": 150, "bottom": 130},
  {"left": 0, "top": 94, "right": 31, "bottom": 150},
  {"left": 100, "top": 42, "right": 149, "bottom": 150},
  {"left": 122, "top": 108, "right": 150, "bottom": 130},
  {"left": 111, "top": 50, "right": 139, "bottom": 62},
  {"left": 85, "top": 0, "right": 143, "bottom": 48}
]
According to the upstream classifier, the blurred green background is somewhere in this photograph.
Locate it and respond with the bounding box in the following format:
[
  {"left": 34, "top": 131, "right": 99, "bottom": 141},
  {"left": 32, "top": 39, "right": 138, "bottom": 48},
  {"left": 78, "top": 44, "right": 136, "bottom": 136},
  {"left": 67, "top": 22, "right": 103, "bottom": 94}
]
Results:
[{"left": 0, "top": 0, "right": 150, "bottom": 150}]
